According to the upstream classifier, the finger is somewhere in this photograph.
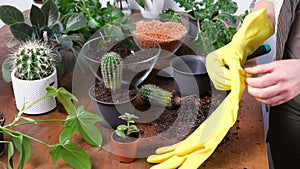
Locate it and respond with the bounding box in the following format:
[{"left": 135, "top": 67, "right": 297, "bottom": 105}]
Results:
[
  {"left": 147, "top": 151, "right": 175, "bottom": 163},
  {"left": 244, "top": 62, "right": 275, "bottom": 75},
  {"left": 155, "top": 143, "right": 178, "bottom": 154},
  {"left": 179, "top": 148, "right": 210, "bottom": 169},
  {"left": 247, "top": 82, "right": 280, "bottom": 99},
  {"left": 246, "top": 72, "right": 278, "bottom": 88},
  {"left": 150, "top": 155, "right": 186, "bottom": 169},
  {"left": 255, "top": 92, "right": 289, "bottom": 106}
]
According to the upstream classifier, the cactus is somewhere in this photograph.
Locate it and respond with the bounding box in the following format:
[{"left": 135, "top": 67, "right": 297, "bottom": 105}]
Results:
[
  {"left": 101, "top": 52, "right": 123, "bottom": 91},
  {"left": 9, "top": 40, "right": 57, "bottom": 80},
  {"left": 139, "top": 84, "right": 172, "bottom": 107}
]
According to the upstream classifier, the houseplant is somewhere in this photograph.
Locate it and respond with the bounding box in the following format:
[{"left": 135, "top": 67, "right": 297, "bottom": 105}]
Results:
[
  {"left": 0, "top": 0, "right": 87, "bottom": 80},
  {"left": 111, "top": 112, "right": 140, "bottom": 163},
  {"left": 89, "top": 51, "right": 139, "bottom": 128},
  {"left": 164, "top": 0, "right": 248, "bottom": 54},
  {"left": 79, "top": 33, "right": 160, "bottom": 128},
  {"left": 7, "top": 40, "right": 58, "bottom": 115},
  {"left": 0, "top": 86, "right": 103, "bottom": 169}
]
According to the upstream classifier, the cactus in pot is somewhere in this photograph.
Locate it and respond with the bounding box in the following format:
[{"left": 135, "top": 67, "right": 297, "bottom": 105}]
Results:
[
  {"left": 101, "top": 52, "right": 123, "bottom": 91},
  {"left": 7, "top": 40, "right": 58, "bottom": 114},
  {"left": 8, "top": 40, "right": 57, "bottom": 80}
]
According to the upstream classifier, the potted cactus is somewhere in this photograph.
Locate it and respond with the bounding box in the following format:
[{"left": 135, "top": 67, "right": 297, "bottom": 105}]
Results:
[
  {"left": 111, "top": 112, "right": 141, "bottom": 163},
  {"left": 7, "top": 40, "right": 58, "bottom": 114},
  {"left": 90, "top": 52, "right": 138, "bottom": 129}
]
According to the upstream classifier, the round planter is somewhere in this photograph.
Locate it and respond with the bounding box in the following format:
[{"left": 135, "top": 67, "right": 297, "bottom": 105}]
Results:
[
  {"left": 89, "top": 85, "right": 138, "bottom": 129},
  {"left": 111, "top": 132, "right": 140, "bottom": 163},
  {"left": 170, "top": 55, "right": 210, "bottom": 97},
  {"left": 140, "top": 0, "right": 164, "bottom": 19},
  {"left": 0, "top": 112, "right": 5, "bottom": 157},
  {"left": 11, "top": 67, "right": 58, "bottom": 115}
]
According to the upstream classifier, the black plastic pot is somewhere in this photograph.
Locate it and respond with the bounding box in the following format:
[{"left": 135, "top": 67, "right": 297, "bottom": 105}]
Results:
[
  {"left": 89, "top": 86, "right": 138, "bottom": 129},
  {"left": 170, "top": 55, "right": 210, "bottom": 97},
  {"left": 0, "top": 112, "right": 6, "bottom": 157}
]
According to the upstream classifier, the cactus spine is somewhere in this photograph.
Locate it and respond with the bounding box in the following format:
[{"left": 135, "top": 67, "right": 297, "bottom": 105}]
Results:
[
  {"left": 9, "top": 40, "right": 56, "bottom": 80},
  {"left": 139, "top": 84, "right": 172, "bottom": 107},
  {"left": 101, "top": 52, "right": 122, "bottom": 91}
]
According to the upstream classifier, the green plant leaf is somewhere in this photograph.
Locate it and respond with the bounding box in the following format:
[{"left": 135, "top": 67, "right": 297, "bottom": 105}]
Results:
[
  {"left": 8, "top": 142, "right": 14, "bottom": 169},
  {"left": 116, "top": 125, "right": 127, "bottom": 131},
  {"left": 12, "top": 133, "right": 25, "bottom": 169},
  {"left": 55, "top": 0, "right": 76, "bottom": 14},
  {"left": 63, "top": 13, "right": 87, "bottom": 33},
  {"left": 41, "top": 0, "right": 59, "bottom": 26},
  {"left": 9, "top": 23, "right": 34, "bottom": 42},
  {"left": 135, "top": 0, "right": 145, "bottom": 8},
  {"left": 63, "top": 105, "right": 103, "bottom": 147},
  {"left": 115, "top": 130, "right": 126, "bottom": 138},
  {"left": 0, "top": 5, "right": 24, "bottom": 25},
  {"left": 2, "top": 56, "right": 13, "bottom": 83},
  {"left": 56, "top": 35, "right": 73, "bottom": 50},
  {"left": 46, "top": 86, "right": 78, "bottom": 115},
  {"left": 3, "top": 31, "right": 20, "bottom": 48},
  {"left": 50, "top": 143, "right": 91, "bottom": 169},
  {"left": 30, "top": 5, "right": 46, "bottom": 29}
]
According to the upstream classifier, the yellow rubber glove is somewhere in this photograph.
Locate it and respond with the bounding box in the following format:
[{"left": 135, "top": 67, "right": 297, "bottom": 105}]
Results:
[
  {"left": 208, "top": 8, "right": 273, "bottom": 90},
  {"left": 147, "top": 8, "right": 273, "bottom": 169}
]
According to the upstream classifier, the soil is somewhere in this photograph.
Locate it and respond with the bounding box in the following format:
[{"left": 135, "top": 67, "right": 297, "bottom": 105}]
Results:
[{"left": 112, "top": 132, "right": 140, "bottom": 143}]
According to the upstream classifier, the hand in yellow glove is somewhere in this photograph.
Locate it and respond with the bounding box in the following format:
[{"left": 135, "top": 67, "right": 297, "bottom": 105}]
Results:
[{"left": 147, "top": 8, "right": 273, "bottom": 169}]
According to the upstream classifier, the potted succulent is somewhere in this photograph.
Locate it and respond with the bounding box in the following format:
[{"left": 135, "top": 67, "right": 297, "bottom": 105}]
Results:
[
  {"left": 0, "top": 86, "right": 103, "bottom": 169},
  {"left": 89, "top": 52, "right": 138, "bottom": 129},
  {"left": 111, "top": 112, "right": 140, "bottom": 163},
  {"left": 7, "top": 40, "right": 58, "bottom": 115}
]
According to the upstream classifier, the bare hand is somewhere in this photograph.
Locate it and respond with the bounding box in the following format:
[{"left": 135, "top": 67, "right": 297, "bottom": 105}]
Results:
[{"left": 245, "top": 59, "right": 300, "bottom": 106}]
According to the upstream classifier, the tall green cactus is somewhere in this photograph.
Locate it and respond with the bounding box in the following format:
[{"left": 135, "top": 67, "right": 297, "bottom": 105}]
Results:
[
  {"left": 9, "top": 40, "right": 56, "bottom": 80},
  {"left": 101, "top": 52, "right": 122, "bottom": 91},
  {"left": 139, "top": 84, "right": 172, "bottom": 107}
]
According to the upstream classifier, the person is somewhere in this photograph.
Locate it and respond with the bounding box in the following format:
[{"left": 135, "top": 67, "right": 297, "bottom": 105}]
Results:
[{"left": 245, "top": 0, "right": 300, "bottom": 168}]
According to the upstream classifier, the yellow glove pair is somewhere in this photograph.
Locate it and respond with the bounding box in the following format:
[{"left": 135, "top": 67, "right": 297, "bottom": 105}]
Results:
[{"left": 147, "top": 8, "right": 273, "bottom": 169}]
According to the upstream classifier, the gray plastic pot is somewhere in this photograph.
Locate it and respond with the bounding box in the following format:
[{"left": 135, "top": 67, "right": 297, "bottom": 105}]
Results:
[{"left": 170, "top": 55, "right": 210, "bottom": 97}]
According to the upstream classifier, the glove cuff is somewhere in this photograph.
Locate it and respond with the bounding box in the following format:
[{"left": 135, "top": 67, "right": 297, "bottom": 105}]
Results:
[{"left": 231, "top": 8, "right": 273, "bottom": 61}]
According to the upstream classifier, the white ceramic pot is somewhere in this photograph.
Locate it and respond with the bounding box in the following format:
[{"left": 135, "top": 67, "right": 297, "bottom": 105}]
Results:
[
  {"left": 140, "top": 0, "right": 164, "bottom": 19},
  {"left": 11, "top": 67, "right": 58, "bottom": 115}
]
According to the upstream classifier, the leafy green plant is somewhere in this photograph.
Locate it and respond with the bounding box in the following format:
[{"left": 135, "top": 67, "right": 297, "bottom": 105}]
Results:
[
  {"left": 139, "top": 84, "right": 172, "bottom": 107},
  {"left": 101, "top": 52, "right": 123, "bottom": 91},
  {"left": 115, "top": 113, "right": 139, "bottom": 138},
  {"left": 164, "top": 0, "right": 248, "bottom": 54},
  {"left": 0, "top": 0, "right": 87, "bottom": 55},
  {"left": 6, "top": 40, "right": 57, "bottom": 81},
  {"left": 0, "top": 86, "right": 103, "bottom": 169},
  {"left": 54, "top": 0, "right": 135, "bottom": 39}
]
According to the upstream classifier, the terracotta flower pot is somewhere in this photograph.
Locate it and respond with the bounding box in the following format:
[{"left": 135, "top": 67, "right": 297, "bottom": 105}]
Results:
[
  {"left": 111, "top": 132, "right": 140, "bottom": 163},
  {"left": 0, "top": 112, "right": 5, "bottom": 157}
]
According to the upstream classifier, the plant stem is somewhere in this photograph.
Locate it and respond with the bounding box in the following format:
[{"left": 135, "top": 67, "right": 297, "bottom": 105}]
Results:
[
  {"left": 0, "top": 127, "right": 51, "bottom": 147},
  {"left": 6, "top": 95, "right": 49, "bottom": 128},
  {"left": 12, "top": 119, "right": 64, "bottom": 127}
]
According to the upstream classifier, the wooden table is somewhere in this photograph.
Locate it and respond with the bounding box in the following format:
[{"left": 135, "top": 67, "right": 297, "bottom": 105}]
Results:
[{"left": 0, "top": 25, "right": 269, "bottom": 169}]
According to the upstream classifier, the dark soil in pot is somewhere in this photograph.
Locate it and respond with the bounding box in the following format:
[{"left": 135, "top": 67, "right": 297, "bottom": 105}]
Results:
[{"left": 112, "top": 132, "right": 140, "bottom": 143}]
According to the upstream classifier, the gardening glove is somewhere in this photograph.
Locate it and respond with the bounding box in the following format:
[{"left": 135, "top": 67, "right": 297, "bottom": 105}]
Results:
[
  {"left": 207, "top": 8, "right": 273, "bottom": 90},
  {"left": 147, "top": 8, "right": 273, "bottom": 169}
]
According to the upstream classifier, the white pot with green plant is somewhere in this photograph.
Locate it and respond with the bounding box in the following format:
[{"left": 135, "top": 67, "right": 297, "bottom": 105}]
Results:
[
  {"left": 8, "top": 40, "right": 58, "bottom": 114},
  {"left": 137, "top": 0, "right": 164, "bottom": 19}
]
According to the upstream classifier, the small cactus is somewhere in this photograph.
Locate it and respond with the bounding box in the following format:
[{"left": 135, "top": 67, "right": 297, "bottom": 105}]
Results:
[
  {"left": 139, "top": 84, "right": 172, "bottom": 107},
  {"left": 9, "top": 40, "right": 57, "bottom": 80},
  {"left": 101, "top": 52, "right": 122, "bottom": 91}
]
